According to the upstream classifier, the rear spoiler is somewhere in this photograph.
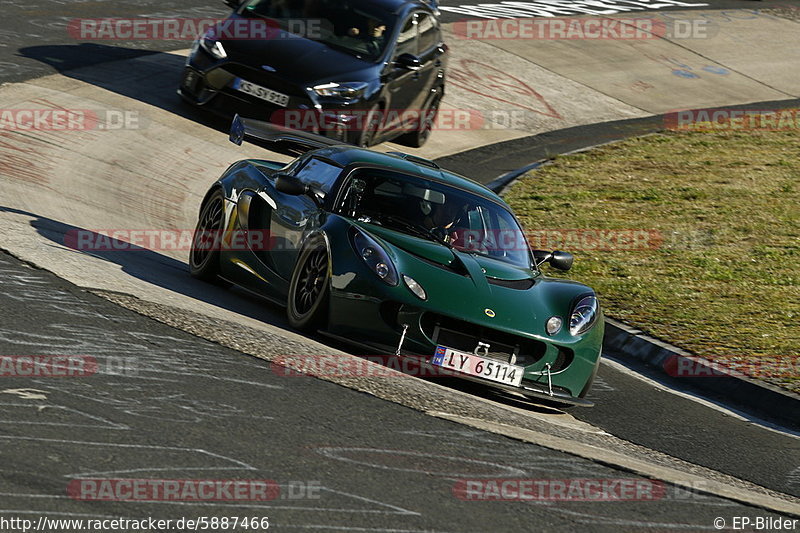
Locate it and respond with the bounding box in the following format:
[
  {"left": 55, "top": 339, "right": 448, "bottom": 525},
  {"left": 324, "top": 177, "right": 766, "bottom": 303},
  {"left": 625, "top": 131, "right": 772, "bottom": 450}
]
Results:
[
  {"left": 228, "top": 116, "right": 441, "bottom": 171},
  {"left": 229, "top": 114, "right": 345, "bottom": 153}
]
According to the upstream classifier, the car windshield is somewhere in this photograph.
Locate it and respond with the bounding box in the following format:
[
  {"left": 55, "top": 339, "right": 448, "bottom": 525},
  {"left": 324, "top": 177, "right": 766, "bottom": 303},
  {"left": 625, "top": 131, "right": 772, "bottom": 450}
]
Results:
[
  {"left": 336, "top": 168, "right": 533, "bottom": 269},
  {"left": 242, "top": 0, "right": 393, "bottom": 60}
]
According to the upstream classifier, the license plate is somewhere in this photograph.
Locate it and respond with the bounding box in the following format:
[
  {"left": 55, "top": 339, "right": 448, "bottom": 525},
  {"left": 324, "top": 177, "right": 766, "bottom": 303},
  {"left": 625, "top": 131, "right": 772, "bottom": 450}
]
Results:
[
  {"left": 432, "top": 346, "right": 524, "bottom": 387},
  {"left": 232, "top": 78, "right": 290, "bottom": 107}
]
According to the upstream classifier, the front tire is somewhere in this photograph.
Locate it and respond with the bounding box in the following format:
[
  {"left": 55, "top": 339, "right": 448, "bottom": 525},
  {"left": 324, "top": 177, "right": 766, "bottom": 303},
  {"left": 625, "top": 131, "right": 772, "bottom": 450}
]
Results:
[
  {"left": 287, "top": 237, "right": 331, "bottom": 331},
  {"left": 356, "top": 104, "right": 383, "bottom": 148},
  {"left": 397, "top": 90, "right": 442, "bottom": 148}
]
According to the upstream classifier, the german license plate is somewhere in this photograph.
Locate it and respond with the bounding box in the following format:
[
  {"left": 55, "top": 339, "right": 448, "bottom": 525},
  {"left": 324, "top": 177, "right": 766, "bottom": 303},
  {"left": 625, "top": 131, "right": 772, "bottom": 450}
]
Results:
[
  {"left": 432, "top": 345, "right": 524, "bottom": 387},
  {"left": 232, "top": 78, "right": 290, "bottom": 107}
]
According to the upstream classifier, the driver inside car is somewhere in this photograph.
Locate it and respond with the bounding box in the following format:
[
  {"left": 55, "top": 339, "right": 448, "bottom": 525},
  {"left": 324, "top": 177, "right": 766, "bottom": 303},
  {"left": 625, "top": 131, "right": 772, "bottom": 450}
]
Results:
[
  {"left": 347, "top": 19, "right": 388, "bottom": 55},
  {"left": 420, "top": 200, "right": 463, "bottom": 243}
]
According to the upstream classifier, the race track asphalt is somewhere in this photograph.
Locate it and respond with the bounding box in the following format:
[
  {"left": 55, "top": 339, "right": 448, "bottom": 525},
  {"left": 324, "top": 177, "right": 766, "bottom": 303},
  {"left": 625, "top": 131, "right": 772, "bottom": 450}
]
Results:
[{"left": 0, "top": 250, "right": 794, "bottom": 531}]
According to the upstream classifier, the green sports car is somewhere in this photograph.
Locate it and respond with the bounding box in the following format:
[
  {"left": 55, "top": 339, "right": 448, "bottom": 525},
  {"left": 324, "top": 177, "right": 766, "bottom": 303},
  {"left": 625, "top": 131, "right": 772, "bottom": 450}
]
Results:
[{"left": 190, "top": 116, "right": 603, "bottom": 407}]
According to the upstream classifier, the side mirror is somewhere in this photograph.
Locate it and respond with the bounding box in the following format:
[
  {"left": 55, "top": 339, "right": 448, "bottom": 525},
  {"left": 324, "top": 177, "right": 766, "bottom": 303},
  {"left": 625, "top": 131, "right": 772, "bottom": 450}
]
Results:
[
  {"left": 549, "top": 250, "right": 574, "bottom": 271},
  {"left": 396, "top": 53, "right": 422, "bottom": 71},
  {"left": 532, "top": 250, "right": 574, "bottom": 271},
  {"left": 275, "top": 174, "right": 309, "bottom": 196}
]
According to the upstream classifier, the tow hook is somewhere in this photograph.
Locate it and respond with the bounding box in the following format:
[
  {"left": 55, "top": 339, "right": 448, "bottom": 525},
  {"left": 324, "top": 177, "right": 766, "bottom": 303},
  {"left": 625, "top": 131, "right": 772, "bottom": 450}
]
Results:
[
  {"left": 395, "top": 324, "right": 409, "bottom": 356},
  {"left": 545, "top": 363, "right": 553, "bottom": 396}
]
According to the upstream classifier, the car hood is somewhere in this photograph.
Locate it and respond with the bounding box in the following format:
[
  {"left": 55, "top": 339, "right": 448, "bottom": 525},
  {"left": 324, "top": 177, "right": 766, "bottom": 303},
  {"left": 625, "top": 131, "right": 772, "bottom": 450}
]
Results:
[
  {"left": 218, "top": 14, "right": 376, "bottom": 85},
  {"left": 355, "top": 222, "right": 594, "bottom": 331}
]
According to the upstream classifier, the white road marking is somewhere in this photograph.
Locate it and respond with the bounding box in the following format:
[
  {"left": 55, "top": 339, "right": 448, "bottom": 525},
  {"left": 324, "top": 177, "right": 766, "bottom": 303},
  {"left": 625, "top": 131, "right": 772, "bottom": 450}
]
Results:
[
  {"left": 0, "top": 388, "right": 48, "bottom": 400},
  {"left": 440, "top": 0, "right": 710, "bottom": 20},
  {"left": 601, "top": 356, "right": 800, "bottom": 439}
]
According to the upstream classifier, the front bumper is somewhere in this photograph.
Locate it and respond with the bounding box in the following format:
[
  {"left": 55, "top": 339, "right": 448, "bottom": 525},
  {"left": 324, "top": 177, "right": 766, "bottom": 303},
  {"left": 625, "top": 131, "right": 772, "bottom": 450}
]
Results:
[
  {"left": 320, "top": 326, "right": 597, "bottom": 408},
  {"left": 327, "top": 285, "right": 603, "bottom": 403}
]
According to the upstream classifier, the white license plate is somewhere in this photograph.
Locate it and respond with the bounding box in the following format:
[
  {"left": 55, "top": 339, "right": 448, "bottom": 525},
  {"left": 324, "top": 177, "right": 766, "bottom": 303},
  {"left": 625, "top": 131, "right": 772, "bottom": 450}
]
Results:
[
  {"left": 232, "top": 78, "right": 290, "bottom": 107},
  {"left": 432, "top": 346, "right": 524, "bottom": 387}
]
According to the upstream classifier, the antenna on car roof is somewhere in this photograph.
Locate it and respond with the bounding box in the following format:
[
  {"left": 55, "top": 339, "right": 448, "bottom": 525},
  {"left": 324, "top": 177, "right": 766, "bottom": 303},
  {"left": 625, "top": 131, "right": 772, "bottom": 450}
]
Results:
[{"left": 386, "top": 151, "right": 440, "bottom": 170}]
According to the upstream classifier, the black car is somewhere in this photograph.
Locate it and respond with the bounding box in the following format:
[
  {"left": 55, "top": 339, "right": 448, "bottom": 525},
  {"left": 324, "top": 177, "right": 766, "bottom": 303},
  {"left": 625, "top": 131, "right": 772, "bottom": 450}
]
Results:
[{"left": 179, "top": 0, "right": 447, "bottom": 147}]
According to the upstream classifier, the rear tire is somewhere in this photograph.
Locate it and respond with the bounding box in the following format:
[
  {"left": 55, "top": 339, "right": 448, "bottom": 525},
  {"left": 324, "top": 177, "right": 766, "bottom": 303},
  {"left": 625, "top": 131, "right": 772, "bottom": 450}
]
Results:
[
  {"left": 287, "top": 237, "right": 331, "bottom": 331},
  {"left": 190, "top": 188, "right": 227, "bottom": 284}
]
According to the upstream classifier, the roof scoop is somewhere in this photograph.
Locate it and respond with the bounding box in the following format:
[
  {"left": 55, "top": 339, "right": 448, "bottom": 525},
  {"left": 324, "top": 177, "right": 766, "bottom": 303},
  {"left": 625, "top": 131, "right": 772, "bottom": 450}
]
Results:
[{"left": 386, "top": 151, "right": 440, "bottom": 169}]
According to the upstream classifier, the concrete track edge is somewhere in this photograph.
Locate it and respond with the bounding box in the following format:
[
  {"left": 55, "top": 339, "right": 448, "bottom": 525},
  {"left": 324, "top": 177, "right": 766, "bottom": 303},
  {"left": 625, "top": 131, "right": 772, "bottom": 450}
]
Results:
[{"left": 432, "top": 413, "right": 800, "bottom": 517}]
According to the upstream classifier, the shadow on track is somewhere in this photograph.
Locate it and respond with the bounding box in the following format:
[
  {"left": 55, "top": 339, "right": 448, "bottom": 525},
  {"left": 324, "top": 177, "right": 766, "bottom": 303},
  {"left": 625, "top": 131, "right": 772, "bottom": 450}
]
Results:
[
  {"left": 0, "top": 205, "right": 294, "bottom": 326},
  {"left": 18, "top": 43, "right": 236, "bottom": 133}
]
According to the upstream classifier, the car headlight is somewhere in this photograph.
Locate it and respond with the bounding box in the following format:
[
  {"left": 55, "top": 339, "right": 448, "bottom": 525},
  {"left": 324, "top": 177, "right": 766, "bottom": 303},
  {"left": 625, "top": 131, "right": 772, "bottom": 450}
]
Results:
[
  {"left": 199, "top": 30, "right": 227, "bottom": 59},
  {"left": 353, "top": 231, "right": 398, "bottom": 286},
  {"left": 402, "top": 275, "right": 427, "bottom": 300},
  {"left": 569, "top": 295, "right": 599, "bottom": 336},
  {"left": 311, "top": 82, "right": 368, "bottom": 101}
]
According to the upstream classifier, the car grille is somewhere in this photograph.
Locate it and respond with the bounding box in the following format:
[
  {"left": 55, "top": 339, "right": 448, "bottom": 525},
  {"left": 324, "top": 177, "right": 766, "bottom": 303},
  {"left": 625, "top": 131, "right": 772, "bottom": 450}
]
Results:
[
  {"left": 411, "top": 254, "right": 467, "bottom": 276},
  {"left": 551, "top": 346, "right": 574, "bottom": 372},
  {"left": 421, "top": 313, "right": 547, "bottom": 367}
]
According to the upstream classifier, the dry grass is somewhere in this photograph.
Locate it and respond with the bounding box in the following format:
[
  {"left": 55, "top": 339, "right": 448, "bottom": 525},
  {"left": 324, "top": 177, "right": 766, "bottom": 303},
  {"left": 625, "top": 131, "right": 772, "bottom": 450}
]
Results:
[{"left": 504, "top": 125, "right": 800, "bottom": 392}]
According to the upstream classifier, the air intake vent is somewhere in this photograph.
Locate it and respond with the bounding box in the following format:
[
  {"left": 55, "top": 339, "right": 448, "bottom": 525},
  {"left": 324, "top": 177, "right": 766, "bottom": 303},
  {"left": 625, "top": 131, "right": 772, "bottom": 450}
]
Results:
[
  {"left": 421, "top": 313, "right": 547, "bottom": 367},
  {"left": 487, "top": 277, "right": 535, "bottom": 290},
  {"left": 386, "top": 151, "right": 440, "bottom": 169}
]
